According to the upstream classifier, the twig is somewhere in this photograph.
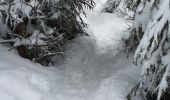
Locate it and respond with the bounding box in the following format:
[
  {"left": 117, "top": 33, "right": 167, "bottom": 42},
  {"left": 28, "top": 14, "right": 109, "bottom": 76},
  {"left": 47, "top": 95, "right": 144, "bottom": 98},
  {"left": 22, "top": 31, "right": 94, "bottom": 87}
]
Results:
[
  {"left": 36, "top": 52, "right": 64, "bottom": 61},
  {"left": 0, "top": 39, "right": 16, "bottom": 44}
]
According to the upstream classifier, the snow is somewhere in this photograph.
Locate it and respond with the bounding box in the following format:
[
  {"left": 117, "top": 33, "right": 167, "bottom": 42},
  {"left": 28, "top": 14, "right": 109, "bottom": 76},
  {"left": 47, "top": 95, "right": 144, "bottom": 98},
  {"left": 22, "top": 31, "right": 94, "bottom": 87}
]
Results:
[
  {"left": 0, "top": 45, "right": 58, "bottom": 100},
  {"left": 0, "top": 0, "right": 141, "bottom": 100},
  {"left": 84, "top": 2, "right": 128, "bottom": 54}
]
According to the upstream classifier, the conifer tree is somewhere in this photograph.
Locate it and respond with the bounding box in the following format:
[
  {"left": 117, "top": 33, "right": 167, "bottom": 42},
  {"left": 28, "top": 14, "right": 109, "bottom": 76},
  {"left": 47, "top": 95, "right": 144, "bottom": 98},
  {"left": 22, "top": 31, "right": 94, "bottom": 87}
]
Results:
[
  {"left": 0, "top": 0, "right": 95, "bottom": 65},
  {"left": 102, "top": 0, "right": 140, "bottom": 18},
  {"left": 126, "top": 0, "right": 170, "bottom": 100}
]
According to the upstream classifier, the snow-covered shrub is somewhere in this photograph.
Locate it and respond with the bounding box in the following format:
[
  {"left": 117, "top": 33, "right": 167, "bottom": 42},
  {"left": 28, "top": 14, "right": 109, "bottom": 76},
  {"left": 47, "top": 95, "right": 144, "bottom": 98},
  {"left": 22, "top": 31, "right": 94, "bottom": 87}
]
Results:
[
  {"left": 0, "top": 0, "right": 95, "bottom": 65},
  {"left": 102, "top": 0, "right": 121, "bottom": 13},
  {"left": 127, "top": 0, "right": 170, "bottom": 100},
  {"left": 102, "top": 0, "right": 140, "bottom": 18}
]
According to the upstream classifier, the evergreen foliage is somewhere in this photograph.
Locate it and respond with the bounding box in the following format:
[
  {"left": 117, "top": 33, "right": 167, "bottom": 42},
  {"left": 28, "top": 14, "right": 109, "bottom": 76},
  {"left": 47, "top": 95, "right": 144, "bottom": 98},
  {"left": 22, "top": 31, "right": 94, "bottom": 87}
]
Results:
[
  {"left": 127, "top": 0, "right": 170, "bottom": 100},
  {"left": 0, "top": 0, "right": 95, "bottom": 65},
  {"left": 102, "top": 0, "right": 140, "bottom": 18}
]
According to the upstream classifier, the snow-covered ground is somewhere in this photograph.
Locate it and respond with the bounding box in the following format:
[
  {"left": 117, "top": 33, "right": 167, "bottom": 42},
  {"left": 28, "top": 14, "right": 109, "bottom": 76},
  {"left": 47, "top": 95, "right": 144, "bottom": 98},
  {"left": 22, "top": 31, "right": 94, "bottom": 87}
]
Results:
[{"left": 0, "top": 1, "right": 141, "bottom": 100}]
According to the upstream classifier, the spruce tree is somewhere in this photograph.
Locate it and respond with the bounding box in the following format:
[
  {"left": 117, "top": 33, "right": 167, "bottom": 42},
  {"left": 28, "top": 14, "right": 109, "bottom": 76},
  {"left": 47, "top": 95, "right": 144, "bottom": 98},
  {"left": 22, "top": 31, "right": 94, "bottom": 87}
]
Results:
[
  {"left": 102, "top": 0, "right": 140, "bottom": 18},
  {"left": 0, "top": 0, "right": 95, "bottom": 65},
  {"left": 127, "top": 0, "right": 170, "bottom": 100}
]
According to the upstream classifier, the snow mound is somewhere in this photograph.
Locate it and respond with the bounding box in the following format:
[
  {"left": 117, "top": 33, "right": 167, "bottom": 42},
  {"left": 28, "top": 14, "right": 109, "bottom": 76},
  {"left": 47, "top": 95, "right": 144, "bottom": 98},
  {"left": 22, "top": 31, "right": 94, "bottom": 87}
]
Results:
[{"left": 0, "top": 45, "right": 61, "bottom": 100}]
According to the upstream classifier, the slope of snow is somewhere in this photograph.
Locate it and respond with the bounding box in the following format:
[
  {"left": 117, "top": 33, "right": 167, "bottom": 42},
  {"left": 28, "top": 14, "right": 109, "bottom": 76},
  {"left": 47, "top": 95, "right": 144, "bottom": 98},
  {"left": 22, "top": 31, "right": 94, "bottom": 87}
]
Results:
[
  {"left": 0, "top": 45, "right": 62, "bottom": 100},
  {"left": 85, "top": 12, "right": 128, "bottom": 54},
  {"left": 52, "top": 36, "right": 140, "bottom": 100},
  {"left": 0, "top": 0, "right": 141, "bottom": 100}
]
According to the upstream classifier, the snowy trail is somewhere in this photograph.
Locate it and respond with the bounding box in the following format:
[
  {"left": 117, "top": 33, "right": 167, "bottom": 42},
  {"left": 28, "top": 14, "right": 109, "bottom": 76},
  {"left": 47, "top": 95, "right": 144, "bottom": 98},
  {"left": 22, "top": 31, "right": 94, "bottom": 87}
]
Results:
[
  {"left": 0, "top": 1, "right": 141, "bottom": 100},
  {"left": 50, "top": 1, "right": 141, "bottom": 100},
  {"left": 85, "top": 11, "right": 128, "bottom": 54}
]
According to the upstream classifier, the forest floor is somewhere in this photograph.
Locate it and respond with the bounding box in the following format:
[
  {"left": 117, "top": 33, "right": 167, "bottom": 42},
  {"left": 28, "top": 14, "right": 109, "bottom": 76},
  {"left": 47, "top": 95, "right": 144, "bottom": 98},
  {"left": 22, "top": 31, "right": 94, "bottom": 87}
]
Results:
[{"left": 0, "top": 1, "right": 141, "bottom": 100}]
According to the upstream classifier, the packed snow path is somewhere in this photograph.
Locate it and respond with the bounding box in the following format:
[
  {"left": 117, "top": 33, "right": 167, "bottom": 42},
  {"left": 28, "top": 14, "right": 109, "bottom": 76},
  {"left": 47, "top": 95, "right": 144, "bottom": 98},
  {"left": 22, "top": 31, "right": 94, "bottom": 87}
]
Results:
[
  {"left": 0, "top": 1, "right": 141, "bottom": 100},
  {"left": 51, "top": 1, "right": 141, "bottom": 100}
]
